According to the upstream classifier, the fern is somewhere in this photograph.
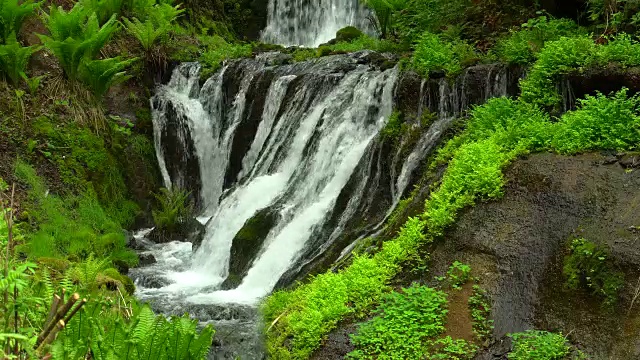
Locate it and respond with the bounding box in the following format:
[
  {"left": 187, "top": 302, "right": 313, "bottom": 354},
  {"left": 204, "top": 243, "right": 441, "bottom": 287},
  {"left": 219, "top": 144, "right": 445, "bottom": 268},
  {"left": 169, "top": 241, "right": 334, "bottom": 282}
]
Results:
[
  {"left": 54, "top": 303, "right": 215, "bottom": 360},
  {"left": 0, "top": 36, "right": 39, "bottom": 85},
  {"left": 0, "top": 0, "right": 41, "bottom": 44},
  {"left": 152, "top": 187, "right": 193, "bottom": 231},
  {"left": 81, "top": 0, "right": 124, "bottom": 24},
  {"left": 78, "top": 56, "right": 136, "bottom": 97},
  {"left": 123, "top": 3, "right": 183, "bottom": 52},
  {"left": 39, "top": 6, "right": 120, "bottom": 80},
  {"left": 39, "top": 5, "right": 134, "bottom": 97}
]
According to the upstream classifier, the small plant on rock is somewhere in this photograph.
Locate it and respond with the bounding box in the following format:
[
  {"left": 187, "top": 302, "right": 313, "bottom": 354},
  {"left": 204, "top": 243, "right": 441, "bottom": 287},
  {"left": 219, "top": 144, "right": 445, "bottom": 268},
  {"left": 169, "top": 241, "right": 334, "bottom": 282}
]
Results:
[
  {"left": 563, "top": 238, "right": 624, "bottom": 307},
  {"left": 152, "top": 187, "right": 194, "bottom": 231},
  {"left": 508, "top": 330, "right": 570, "bottom": 360}
]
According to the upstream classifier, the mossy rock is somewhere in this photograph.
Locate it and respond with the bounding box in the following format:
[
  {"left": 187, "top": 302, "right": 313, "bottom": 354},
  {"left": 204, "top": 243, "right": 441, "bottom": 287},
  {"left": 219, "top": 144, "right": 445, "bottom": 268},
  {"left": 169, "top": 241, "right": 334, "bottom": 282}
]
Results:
[
  {"left": 335, "top": 26, "right": 364, "bottom": 43},
  {"left": 221, "top": 207, "right": 279, "bottom": 289}
]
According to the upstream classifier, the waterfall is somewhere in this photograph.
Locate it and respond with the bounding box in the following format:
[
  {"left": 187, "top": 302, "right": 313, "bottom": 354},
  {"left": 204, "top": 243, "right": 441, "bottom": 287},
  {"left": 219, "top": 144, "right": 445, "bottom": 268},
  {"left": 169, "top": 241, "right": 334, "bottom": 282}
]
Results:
[
  {"left": 139, "top": 52, "right": 520, "bottom": 358},
  {"left": 146, "top": 54, "right": 398, "bottom": 306},
  {"left": 261, "top": 0, "right": 371, "bottom": 47}
]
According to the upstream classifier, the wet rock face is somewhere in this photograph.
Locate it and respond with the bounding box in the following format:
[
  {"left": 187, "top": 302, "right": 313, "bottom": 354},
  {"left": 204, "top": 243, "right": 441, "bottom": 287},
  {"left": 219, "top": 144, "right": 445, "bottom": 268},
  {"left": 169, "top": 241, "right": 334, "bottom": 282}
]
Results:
[
  {"left": 428, "top": 153, "right": 640, "bottom": 359},
  {"left": 156, "top": 99, "right": 203, "bottom": 208}
]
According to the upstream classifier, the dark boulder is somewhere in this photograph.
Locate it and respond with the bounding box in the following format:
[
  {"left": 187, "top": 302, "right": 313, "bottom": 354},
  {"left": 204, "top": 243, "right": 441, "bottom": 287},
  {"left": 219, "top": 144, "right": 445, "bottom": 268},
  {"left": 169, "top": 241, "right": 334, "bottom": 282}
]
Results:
[
  {"left": 138, "top": 254, "right": 157, "bottom": 266},
  {"left": 148, "top": 218, "right": 206, "bottom": 249}
]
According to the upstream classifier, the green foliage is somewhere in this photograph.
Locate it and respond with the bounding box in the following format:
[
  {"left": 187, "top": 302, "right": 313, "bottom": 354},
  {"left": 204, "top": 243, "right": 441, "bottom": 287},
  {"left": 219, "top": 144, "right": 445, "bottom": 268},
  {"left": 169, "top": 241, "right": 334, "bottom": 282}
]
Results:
[
  {"left": 586, "top": 0, "right": 640, "bottom": 34},
  {"left": 380, "top": 111, "right": 403, "bottom": 140},
  {"left": 79, "top": 56, "right": 136, "bottom": 97},
  {"left": 52, "top": 303, "right": 214, "bottom": 360},
  {"left": 426, "top": 336, "right": 477, "bottom": 360},
  {"left": 263, "top": 216, "right": 426, "bottom": 359},
  {"left": 468, "top": 285, "right": 493, "bottom": 341},
  {"left": 0, "top": 0, "right": 40, "bottom": 44},
  {"left": 551, "top": 88, "right": 640, "bottom": 153},
  {"left": 152, "top": 187, "right": 193, "bottom": 231},
  {"left": 360, "top": 0, "right": 409, "bottom": 38},
  {"left": 563, "top": 238, "right": 624, "bottom": 307},
  {"left": 80, "top": 0, "right": 124, "bottom": 24},
  {"left": 446, "top": 261, "right": 471, "bottom": 289},
  {"left": 123, "top": 2, "right": 184, "bottom": 52},
  {"left": 0, "top": 38, "right": 39, "bottom": 86},
  {"left": 519, "top": 35, "right": 595, "bottom": 108},
  {"left": 520, "top": 34, "right": 640, "bottom": 109},
  {"left": 412, "top": 32, "right": 476, "bottom": 77},
  {"left": 30, "top": 116, "right": 139, "bottom": 226},
  {"left": 198, "top": 35, "right": 252, "bottom": 78},
  {"left": 394, "top": 0, "right": 470, "bottom": 44},
  {"left": 494, "top": 16, "right": 585, "bottom": 65},
  {"left": 14, "top": 160, "right": 137, "bottom": 268},
  {"left": 39, "top": 4, "right": 135, "bottom": 97},
  {"left": 347, "top": 284, "right": 448, "bottom": 359},
  {"left": 508, "top": 330, "right": 570, "bottom": 360}
]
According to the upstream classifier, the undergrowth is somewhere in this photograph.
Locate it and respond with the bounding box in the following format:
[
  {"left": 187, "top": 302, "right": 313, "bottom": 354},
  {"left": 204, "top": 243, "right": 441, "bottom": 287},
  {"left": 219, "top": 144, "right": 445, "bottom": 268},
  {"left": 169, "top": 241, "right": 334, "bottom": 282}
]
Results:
[
  {"left": 507, "top": 330, "right": 572, "bottom": 360},
  {"left": 347, "top": 284, "right": 448, "bottom": 359}
]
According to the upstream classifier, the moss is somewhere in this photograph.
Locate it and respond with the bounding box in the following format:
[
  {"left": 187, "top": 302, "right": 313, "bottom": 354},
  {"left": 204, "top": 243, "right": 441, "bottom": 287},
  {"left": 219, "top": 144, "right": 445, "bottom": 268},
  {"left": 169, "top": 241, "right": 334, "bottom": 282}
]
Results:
[{"left": 335, "top": 26, "right": 364, "bottom": 43}]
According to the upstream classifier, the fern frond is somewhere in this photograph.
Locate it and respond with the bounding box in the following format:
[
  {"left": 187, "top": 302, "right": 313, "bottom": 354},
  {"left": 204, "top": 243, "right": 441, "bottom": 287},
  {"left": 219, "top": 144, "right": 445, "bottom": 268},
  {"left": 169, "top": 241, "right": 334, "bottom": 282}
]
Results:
[{"left": 0, "top": 0, "right": 41, "bottom": 44}]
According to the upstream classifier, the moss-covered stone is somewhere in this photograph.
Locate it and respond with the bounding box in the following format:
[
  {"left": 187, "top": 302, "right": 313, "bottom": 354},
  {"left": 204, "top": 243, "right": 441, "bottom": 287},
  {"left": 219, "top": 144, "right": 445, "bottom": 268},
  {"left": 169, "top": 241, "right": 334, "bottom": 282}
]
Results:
[
  {"left": 221, "top": 208, "right": 279, "bottom": 289},
  {"left": 335, "top": 26, "right": 364, "bottom": 43}
]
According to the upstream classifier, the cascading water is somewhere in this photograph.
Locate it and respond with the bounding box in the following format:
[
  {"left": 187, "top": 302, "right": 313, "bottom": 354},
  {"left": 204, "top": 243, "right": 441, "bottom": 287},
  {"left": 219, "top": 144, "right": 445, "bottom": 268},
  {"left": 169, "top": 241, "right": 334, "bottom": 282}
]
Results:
[
  {"left": 261, "top": 0, "right": 371, "bottom": 47},
  {"left": 135, "top": 52, "right": 520, "bottom": 358}
]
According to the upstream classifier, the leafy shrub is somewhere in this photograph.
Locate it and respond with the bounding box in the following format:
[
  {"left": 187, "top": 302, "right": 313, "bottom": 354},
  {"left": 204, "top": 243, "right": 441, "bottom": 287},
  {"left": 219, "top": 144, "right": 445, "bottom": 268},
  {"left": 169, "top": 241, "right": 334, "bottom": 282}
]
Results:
[
  {"left": 0, "top": 0, "right": 40, "bottom": 44},
  {"left": 426, "top": 336, "right": 477, "bottom": 360},
  {"left": 591, "top": 33, "right": 640, "bottom": 65},
  {"left": 52, "top": 303, "right": 214, "bottom": 359},
  {"left": 123, "top": 2, "right": 184, "bottom": 52},
  {"left": 551, "top": 88, "right": 640, "bottom": 153},
  {"left": 152, "top": 187, "right": 193, "bottom": 231},
  {"left": 347, "top": 284, "right": 448, "bottom": 359},
  {"left": 520, "top": 34, "right": 640, "bottom": 109},
  {"left": 519, "top": 35, "right": 595, "bottom": 108},
  {"left": 494, "top": 16, "right": 585, "bottom": 65},
  {"left": 80, "top": 0, "right": 124, "bottom": 24},
  {"left": 586, "top": 0, "right": 640, "bottom": 33},
  {"left": 508, "top": 330, "right": 570, "bottom": 360},
  {"left": 446, "top": 261, "right": 471, "bottom": 289},
  {"left": 468, "top": 285, "right": 493, "bottom": 341},
  {"left": 563, "top": 238, "right": 624, "bottom": 307},
  {"left": 412, "top": 32, "right": 475, "bottom": 77},
  {"left": 39, "top": 5, "right": 135, "bottom": 97},
  {"left": 0, "top": 38, "right": 39, "bottom": 86}
]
